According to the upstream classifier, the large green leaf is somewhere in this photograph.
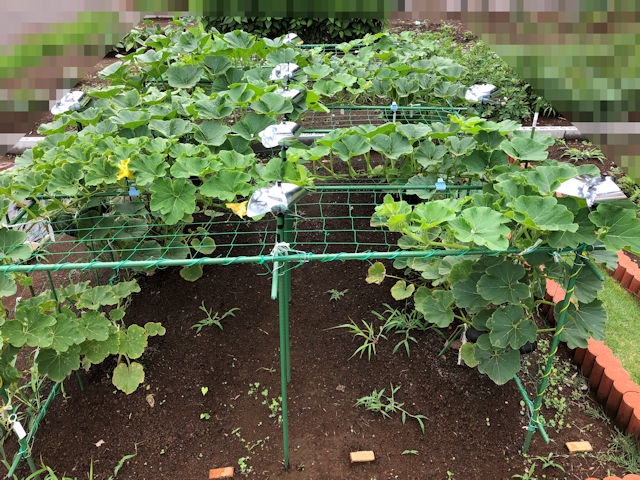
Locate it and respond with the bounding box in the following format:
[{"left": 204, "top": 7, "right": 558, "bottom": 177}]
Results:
[
  {"left": 370, "top": 133, "right": 412, "bottom": 160},
  {"left": 85, "top": 156, "right": 119, "bottom": 186},
  {"left": 250, "top": 92, "right": 293, "bottom": 115},
  {"left": 111, "top": 90, "right": 141, "bottom": 109},
  {"left": 49, "top": 309, "right": 85, "bottom": 352},
  {"left": 200, "top": 171, "right": 253, "bottom": 202},
  {"left": 37, "top": 345, "right": 81, "bottom": 382},
  {"left": 118, "top": 324, "right": 148, "bottom": 359},
  {"left": 0, "top": 229, "right": 31, "bottom": 260},
  {"left": 414, "top": 287, "right": 454, "bottom": 327},
  {"left": 111, "top": 109, "right": 151, "bottom": 129},
  {"left": 477, "top": 262, "right": 530, "bottom": 305},
  {"left": 412, "top": 198, "right": 464, "bottom": 229},
  {"left": 396, "top": 124, "right": 431, "bottom": 142},
  {"left": 475, "top": 347, "right": 520, "bottom": 385},
  {"left": 333, "top": 134, "right": 370, "bottom": 161},
  {"left": 0, "top": 273, "right": 17, "bottom": 297},
  {"left": 500, "top": 137, "right": 548, "bottom": 161},
  {"left": 573, "top": 265, "right": 604, "bottom": 304},
  {"left": 303, "top": 64, "right": 332, "bottom": 79},
  {"left": 451, "top": 273, "right": 489, "bottom": 313},
  {"left": 149, "top": 178, "right": 197, "bottom": 224},
  {"left": 558, "top": 300, "right": 607, "bottom": 349},
  {"left": 79, "top": 311, "right": 111, "bottom": 341},
  {"left": 47, "top": 162, "right": 83, "bottom": 195},
  {"left": 112, "top": 361, "right": 145, "bottom": 394},
  {"left": 508, "top": 196, "right": 577, "bottom": 232},
  {"left": 231, "top": 113, "right": 275, "bottom": 140},
  {"left": 203, "top": 55, "right": 232, "bottom": 74},
  {"left": 314, "top": 79, "right": 343, "bottom": 97},
  {"left": 131, "top": 153, "right": 169, "bottom": 186},
  {"left": 81, "top": 330, "right": 119, "bottom": 364},
  {"left": 448, "top": 207, "right": 511, "bottom": 250},
  {"left": 589, "top": 203, "right": 640, "bottom": 252},
  {"left": 6, "top": 306, "right": 56, "bottom": 348},
  {"left": 149, "top": 118, "right": 194, "bottom": 138},
  {"left": 170, "top": 156, "right": 210, "bottom": 178},
  {"left": 487, "top": 305, "right": 535, "bottom": 349},
  {"left": 522, "top": 164, "right": 577, "bottom": 195},
  {"left": 194, "top": 121, "right": 231, "bottom": 146},
  {"left": 167, "top": 64, "right": 202, "bottom": 88},
  {"left": 194, "top": 97, "right": 233, "bottom": 119}
]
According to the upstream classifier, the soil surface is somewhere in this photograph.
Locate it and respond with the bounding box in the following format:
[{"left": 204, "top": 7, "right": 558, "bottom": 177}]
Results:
[{"left": 21, "top": 213, "right": 621, "bottom": 479}]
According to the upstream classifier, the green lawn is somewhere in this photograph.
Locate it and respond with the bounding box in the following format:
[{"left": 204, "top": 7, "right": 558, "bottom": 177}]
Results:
[{"left": 601, "top": 276, "right": 640, "bottom": 384}]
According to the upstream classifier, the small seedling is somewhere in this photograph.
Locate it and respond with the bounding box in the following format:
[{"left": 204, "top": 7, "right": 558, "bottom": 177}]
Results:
[
  {"left": 355, "top": 384, "right": 427, "bottom": 433},
  {"left": 201, "top": 386, "right": 208, "bottom": 396},
  {"left": 191, "top": 304, "right": 239, "bottom": 333},
  {"left": 326, "top": 288, "right": 348, "bottom": 301},
  {"left": 401, "top": 450, "right": 419, "bottom": 455},
  {"left": 200, "top": 413, "right": 211, "bottom": 420},
  {"left": 485, "top": 417, "right": 490, "bottom": 427}
]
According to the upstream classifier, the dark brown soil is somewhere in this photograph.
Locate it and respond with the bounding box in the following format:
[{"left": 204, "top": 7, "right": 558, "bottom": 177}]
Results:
[
  {"left": 547, "top": 139, "right": 618, "bottom": 176},
  {"left": 22, "top": 253, "right": 620, "bottom": 479}
]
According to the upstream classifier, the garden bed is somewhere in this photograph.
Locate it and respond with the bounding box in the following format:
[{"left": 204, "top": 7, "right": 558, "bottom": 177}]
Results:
[{"left": 24, "top": 260, "right": 620, "bottom": 479}]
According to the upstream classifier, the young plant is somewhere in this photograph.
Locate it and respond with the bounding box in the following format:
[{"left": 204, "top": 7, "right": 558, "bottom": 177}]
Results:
[
  {"left": 355, "top": 383, "right": 427, "bottom": 433},
  {"left": 326, "top": 288, "right": 348, "bottom": 301},
  {"left": 329, "top": 318, "right": 388, "bottom": 361},
  {"left": 558, "top": 139, "right": 608, "bottom": 164},
  {"left": 191, "top": 304, "right": 239, "bottom": 333}
]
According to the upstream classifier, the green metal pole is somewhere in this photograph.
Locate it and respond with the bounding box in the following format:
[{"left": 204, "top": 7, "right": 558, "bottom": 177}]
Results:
[
  {"left": 513, "top": 375, "right": 549, "bottom": 443},
  {"left": 283, "top": 214, "right": 294, "bottom": 384},
  {"left": 523, "top": 247, "right": 587, "bottom": 453},
  {"left": 275, "top": 214, "right": 290, "bottom": 469}
]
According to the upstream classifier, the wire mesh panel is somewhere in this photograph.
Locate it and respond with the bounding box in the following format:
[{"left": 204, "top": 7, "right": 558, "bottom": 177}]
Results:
[{"left": 300, "top": 105, "right": 468, "bottom": 131}]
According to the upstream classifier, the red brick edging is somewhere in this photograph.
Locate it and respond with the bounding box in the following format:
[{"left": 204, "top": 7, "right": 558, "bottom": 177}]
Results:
[{"left": 542, "top": 250, "right": 640, "bottom": 477}]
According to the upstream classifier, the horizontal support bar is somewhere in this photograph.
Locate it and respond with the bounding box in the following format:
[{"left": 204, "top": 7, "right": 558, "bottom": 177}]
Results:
[{"left": 0, "top": 245, "right": 605, "bottom": 273}]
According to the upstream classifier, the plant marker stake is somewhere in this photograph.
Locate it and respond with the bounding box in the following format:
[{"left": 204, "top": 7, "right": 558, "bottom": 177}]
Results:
[
  {"left": 0, "top": 388, "right": 39, "bottom": 478},
  {"left": 390, "top": 102, "right": 398, "bottom": 123},
  {"left": 523, "top": 247, "right": 587, "bottom": 453}
]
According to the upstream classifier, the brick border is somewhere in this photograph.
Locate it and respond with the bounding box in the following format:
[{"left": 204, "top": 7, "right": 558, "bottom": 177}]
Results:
[{"left": 544, "top": 251, "right": 640, "bottom": 479}]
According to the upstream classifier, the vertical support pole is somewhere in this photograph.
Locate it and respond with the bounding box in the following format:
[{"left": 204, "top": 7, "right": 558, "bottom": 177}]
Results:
[
  {"left": 283, "top": 214, "right": 293, "bottom": 384},
  {"left": 275, "top": 214, "right": 290, "bottom": 469},
  {"left": 523, "top": 247, "right": 587, "bottom": 453}
]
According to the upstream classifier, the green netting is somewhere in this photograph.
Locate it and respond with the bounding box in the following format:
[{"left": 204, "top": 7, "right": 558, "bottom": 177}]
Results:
[
  {"left": 300, "top": 105, "right": 468, "bottom": 132},
  {"left": 0, "top": 183, "right": 474, "bottom": 273},
  {"left": 0, "top": 183, "right": 602, "bottom": 275}
]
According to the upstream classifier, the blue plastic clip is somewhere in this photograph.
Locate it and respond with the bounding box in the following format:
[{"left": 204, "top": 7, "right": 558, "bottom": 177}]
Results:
[
  {"left": 390, "top": 101, "right": 398, "bottom": 111},
  {"left": 435, "top": 178, "right": 446, "bottom": 191},
  {"left": 128, "top": 186, "right": 140, "bottom": 197}
]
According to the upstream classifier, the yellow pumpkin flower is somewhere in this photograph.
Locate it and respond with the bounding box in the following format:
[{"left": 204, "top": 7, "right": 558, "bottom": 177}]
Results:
[
  {"left": 117, "top": 158, "right": 133, "bottom": 180},
  {"left": 226, "top": 201, "right": 248, "bottom": 219}
]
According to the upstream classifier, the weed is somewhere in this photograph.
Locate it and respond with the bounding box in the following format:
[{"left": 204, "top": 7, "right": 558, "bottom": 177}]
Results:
[
  {"left": 557, "top": 139, "right": 607, "bottom": 164},
  {"left": 238, "top": 456, "right": 253, "bottom": 476},
  {"left": 355, "top": 383, "right": 427, "bottom": 433},
  {"left": 327, "top": 288, "right": 349, "bottom": 301},
  {"left": 200, "top": 413, "right": 211, "bottom": 420},
  {"left": 330, "top": 318, "right": 387, "bottom": 361},
  {"left": 401, "top": 450, "right": 418, "bottom": 455},
  {"left": 201, "top": 386, "right": 208, "bottom": 396},
  {"left": 191, "top": 304, "right": 238, "bottom": 333},
  {"left": 372, "top": 304, "right": 429, "bottom": 357},
  {"left": 534, "top": 452, "right": 565, "bottom": 471},
  {"left": 595, "top": 428, "right": 640, "bottom": 474},
  {"left": 511, "top": 463, "right": 536, "bottom": 480},
  {"left": 485, "top": 417, "right": 490, "bottom": 427}
]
